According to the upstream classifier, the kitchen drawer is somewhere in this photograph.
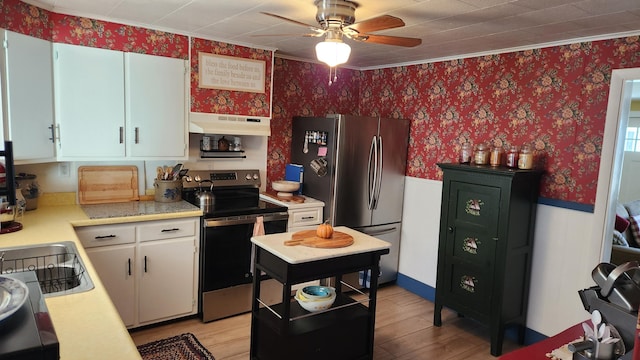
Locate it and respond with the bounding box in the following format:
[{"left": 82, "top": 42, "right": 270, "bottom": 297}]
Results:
[
  {"left": 444, "top": 261, "right": 491, "bottom": 315},
  {"left": 450, "top": 227, "right": 496, "bottom": 267},
  {"left": 76, "top": 223, "right": 136, "bottom": 248},
  {"left": 137, "top": 219, "right": 197, "bottom": 242},
  {"left": 289, "top": 207, "right": 322, "bottom": 228}
]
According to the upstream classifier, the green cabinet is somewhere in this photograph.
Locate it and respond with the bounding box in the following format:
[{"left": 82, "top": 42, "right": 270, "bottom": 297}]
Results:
[{"left": 433, "top": 163, "right": 542, "bottom": 356}]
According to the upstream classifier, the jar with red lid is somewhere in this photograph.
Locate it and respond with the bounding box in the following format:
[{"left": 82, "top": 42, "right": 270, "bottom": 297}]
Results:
[{"left": 506, "top": 145, "right": 519, "bottom": 168}]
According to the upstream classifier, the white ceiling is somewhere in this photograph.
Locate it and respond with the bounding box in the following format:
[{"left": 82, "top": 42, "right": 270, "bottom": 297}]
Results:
[{"left": 22, "top": 0, "right": 640, "bottom": 69}]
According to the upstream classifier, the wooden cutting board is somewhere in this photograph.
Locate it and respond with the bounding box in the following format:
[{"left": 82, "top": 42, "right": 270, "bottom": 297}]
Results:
[
  {"left": 262, "top": 191, "right": 305, "bottom": 203},
  {"left": 284, "top": 230, "right": 354, "bottom": 248},
  {"left": 78, "top": 166, "right": 140, "bottom": 204}
]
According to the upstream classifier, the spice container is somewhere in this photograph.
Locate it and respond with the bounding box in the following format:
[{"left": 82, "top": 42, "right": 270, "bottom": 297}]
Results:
[
  {"left": 517, "top": 145, "right": 534, "bottom": 169},
  {"left": 474, "top": 144, "right": 489, "bottom": 165},
  {"left": 505, "top": 145, "right": 519, "bottom": 168},
  {"left": 490, "top": 146, "right": 503, "bottom": 167},
  {"left": 459, "top": 142, "right": 472, "bottom": 164}
]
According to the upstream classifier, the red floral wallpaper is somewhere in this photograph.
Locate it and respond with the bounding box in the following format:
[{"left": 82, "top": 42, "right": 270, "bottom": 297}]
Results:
[
  {"left": 270, "top": 36, "right": 640, "bottom": 207},
  {"left": 0, "top": 0, "right": 188, "bottom": 59},
  {"left": 50, "top": 13, "right": 188, "bottom": 59},
  {"left": 0, "top": 0, "right": 51, "bottom": 40},
  {"left": 3, "top": 0, "right": 640, "bottom": 207},
  {"left": 268, "top": 60, "right": 360, "bottom": 187},
  {"left": 190, "top": 38, "right": 273, "bottom": 117}
]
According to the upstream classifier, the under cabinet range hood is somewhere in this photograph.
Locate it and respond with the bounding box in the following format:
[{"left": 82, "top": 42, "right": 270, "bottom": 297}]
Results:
[{"left": 189, "top": 112, "right": 271, "bottom": 136}]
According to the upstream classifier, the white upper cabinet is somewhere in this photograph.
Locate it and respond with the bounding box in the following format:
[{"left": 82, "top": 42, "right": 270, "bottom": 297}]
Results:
[
  {"left": 125, "top": 53, "right": 187, "bottom": 158},
  {"left": 1, "top": 30, "right": 56, "bottom": 163},
  {"left": 53, "top": 42, "right": 188, "bottom": 160},
  {"left": 53, "top": 43, "right": 126, "bottom": 159}
]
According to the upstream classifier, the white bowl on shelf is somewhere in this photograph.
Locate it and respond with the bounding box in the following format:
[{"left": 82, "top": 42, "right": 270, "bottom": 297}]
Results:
[
  {"left": 295, "top": 287, "right": 336, "bottom": 312},
  {"left": 272, "top": 180, "right": 300, "bottom": 197}
]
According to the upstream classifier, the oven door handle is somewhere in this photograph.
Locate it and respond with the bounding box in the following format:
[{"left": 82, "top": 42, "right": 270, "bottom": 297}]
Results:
[{"left": 205, "top": 212, "right": 289, "bottom": 227}]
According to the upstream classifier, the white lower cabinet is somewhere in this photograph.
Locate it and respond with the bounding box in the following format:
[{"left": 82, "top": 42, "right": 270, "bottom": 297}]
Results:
[
  {"left": 76, "top": 218, "right": 199, "bottom": 328},
  {"left": 85, "top": 244, "right": 136, "bottom": 327},
  {"left": 138, "top": 237, "right": 195, "bottom": 324}
]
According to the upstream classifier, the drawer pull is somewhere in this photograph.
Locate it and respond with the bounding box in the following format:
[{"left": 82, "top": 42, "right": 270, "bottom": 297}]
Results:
[
  {"left": 95, "top": 234, "right": 116, "bottom": 239},
  {"left": 301, "top": 216, "right": 314, "bottom": 220},
  {"left": 460, "top": 275, "right": 477, "bottom": 293},
  {"left": 462, "top": 238, "right": 479, "bottom": 255},
  {"left": 161, "top": 228, "right": 180, "bottom": 232}
]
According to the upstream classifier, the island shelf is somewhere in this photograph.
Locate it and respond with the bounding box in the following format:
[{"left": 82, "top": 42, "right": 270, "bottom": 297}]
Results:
[{"left": 249, "top": 226, "right": 390, "bottom": 360}]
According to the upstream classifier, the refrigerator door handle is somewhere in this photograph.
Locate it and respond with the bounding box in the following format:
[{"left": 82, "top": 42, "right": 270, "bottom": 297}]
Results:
[
  {"left": 361, "top": 226, "right": 398, "bottom": 237},
  {"left": 373, "top": 136, "right": 383, "bottom": 209},
  {"left": 367, "top": 135, "right": 377, "bottom": 210}
]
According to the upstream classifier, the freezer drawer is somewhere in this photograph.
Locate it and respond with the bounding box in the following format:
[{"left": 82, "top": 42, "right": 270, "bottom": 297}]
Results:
[{"left": 338, "top": 223, "right": 401, "bottom": 289}]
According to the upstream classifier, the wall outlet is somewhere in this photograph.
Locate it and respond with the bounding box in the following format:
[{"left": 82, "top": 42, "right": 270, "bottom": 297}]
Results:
[{"left": 58, "top": 162, "right": 70, "bottom": 177}]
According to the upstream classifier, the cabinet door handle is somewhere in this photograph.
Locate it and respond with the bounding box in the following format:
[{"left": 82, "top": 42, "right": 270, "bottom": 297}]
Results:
[
  {"left": 127, "top": 258, "right": 131, "bottom": 276},
  {"left": 144, "top": 256, "right": 147, "bottom": 273},
  {"left": 95, "top": 234, "right": 116, "bottom": 239},
  {"left": 119, "top": 127, "right": 124, "bottom": 144},
  {"left": 448, "top": 226, "right": 454, "bottom": 233},
  {"left": 48, "top": 124, "right": 55, "bottom": 143},
  {"left": 135, "top": 127, "right": 139, "bottom": 144},
  {"left": 161, "top": 228, "right": 180, "bottom": 232}
]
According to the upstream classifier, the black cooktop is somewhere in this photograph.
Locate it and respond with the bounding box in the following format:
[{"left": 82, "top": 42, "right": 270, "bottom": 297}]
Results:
[{"left": 182, "top": 188, "right": 287, "bottom": 218}]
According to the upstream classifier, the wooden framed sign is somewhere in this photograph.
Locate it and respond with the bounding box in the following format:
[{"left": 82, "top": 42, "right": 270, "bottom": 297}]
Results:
[{"left": 198, "top": 52, "right": 265, "bottom": 93}]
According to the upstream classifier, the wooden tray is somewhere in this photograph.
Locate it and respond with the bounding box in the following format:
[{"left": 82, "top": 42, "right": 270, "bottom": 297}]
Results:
[
  {"left": 284, "top": 230, "right": 354, "bottom": 248},
  {"left": 262, "top": 191, "right": 305, "bottom": 203},
  {"left": 78, "top": 166, "right": 140, "bottom": 204}
]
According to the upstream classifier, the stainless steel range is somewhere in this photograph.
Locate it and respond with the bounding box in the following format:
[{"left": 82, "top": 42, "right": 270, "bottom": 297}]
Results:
[{"left": 182, "top": 169, "right": 288, "bottom": 322}]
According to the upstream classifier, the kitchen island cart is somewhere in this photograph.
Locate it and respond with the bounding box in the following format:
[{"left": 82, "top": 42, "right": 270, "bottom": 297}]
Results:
[
  {"left": 250, "top": 226, "right": 390, "bottom": 360},
  {"left": 433, "top": 163, "right": 542, "bottom": 356}
]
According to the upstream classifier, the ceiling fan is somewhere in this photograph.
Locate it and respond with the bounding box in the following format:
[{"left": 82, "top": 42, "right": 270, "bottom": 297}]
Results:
[{"left": 257, "top": 0, "right": 422, "bottom": 67}]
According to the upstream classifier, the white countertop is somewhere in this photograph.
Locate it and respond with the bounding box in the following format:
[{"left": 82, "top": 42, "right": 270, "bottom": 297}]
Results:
[
  {"left": 251, "top": 226, "right": 390, "bottom": 264},
  {"left": 259, "top": 193, "right": 325, "bottom": 209}
]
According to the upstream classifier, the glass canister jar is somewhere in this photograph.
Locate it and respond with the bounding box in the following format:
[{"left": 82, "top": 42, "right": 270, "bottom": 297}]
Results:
[
  {"left": 517, "top": 144, "right": 534, "bottom": 169},
  {"left": 490, "top": 146, "right": 503, "bottom": 167},
  {"left": 474, "top": 143, "right": 489, "bottom": 165},
  {"left": 459, "top": 142, "right": 472, "bottom": 164},
  {"left": 505, "top": 145, "right": 519, "bottom": 168}
]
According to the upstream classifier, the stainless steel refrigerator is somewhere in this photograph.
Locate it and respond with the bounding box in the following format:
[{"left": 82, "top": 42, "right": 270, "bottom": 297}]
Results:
[{"left": 291, "top": 114, "right": 410, "bottom": 285}]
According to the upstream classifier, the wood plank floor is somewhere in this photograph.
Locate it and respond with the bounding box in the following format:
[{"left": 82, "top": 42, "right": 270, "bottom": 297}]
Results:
[{"left": 129, "top": 285, "right": 525, "bottom": 359}]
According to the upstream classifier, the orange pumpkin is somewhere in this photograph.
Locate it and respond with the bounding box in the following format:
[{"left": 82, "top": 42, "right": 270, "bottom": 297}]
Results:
[{"left": 316, "top": 220, "right": 333, "bottom": 239}]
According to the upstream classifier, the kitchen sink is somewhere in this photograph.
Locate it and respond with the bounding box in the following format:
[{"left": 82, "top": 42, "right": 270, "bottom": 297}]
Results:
[{"left": 0, "top": 241, "right": 94, "bottom": 297}]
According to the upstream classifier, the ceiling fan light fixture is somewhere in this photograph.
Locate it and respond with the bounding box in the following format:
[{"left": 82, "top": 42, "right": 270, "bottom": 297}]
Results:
[{"left": 315, "top": 39, "right": 351, "bottom": 67}]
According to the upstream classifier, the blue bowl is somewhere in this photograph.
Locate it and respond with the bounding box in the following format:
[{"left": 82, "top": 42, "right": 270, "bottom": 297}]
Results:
[{"left": 301, "top": 285, "right": 333, "bottom": 299}]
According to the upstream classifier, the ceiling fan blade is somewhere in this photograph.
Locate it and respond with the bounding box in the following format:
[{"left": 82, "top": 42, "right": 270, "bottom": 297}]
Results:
[
  {"left": 260, "top": 12, "right": 323, "bottom": 32},
  {"left": 354, "top": 34, "right": 422, "bottom": 47},
  {"left": 344, "top": 15, "right": 405, "bottom": 34},
  {"left": 250, "top": 33, "right": 322, "bottom": 38}
]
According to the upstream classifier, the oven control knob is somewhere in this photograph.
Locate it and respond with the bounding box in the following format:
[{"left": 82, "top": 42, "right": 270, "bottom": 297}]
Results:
[
  {"left": 245, "top": 174, "right": 252, "bottom": 180},
  {"left": 253, "top": 173, "right": 259, "bottom": 180}
]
